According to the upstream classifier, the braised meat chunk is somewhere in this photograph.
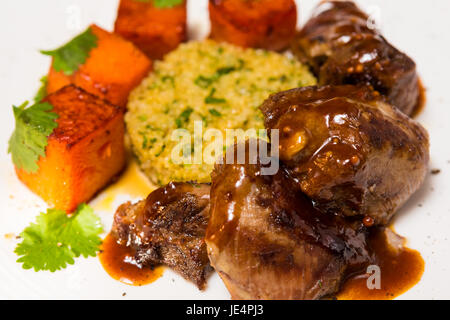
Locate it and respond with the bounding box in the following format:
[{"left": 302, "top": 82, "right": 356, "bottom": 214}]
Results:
[
  {"left": 260, "top": 85, "right": 429, "bottom": 225},
  {"left": 292, "top": 1, "right": 420, "bottom": 115},
  {"left": 206, "top": 140, "right": 372, "bottom": 300},
  {"left": 112, "top": 182, "right": 213, "bottom": 289}
]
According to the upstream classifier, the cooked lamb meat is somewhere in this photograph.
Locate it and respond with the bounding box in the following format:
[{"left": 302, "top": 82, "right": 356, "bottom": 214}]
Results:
[
  {"left": 206, "top": 140, "right": 372, "bottom": 300},
  {"left": 292, "top": 0, "right": 420, "bottom": 116},
  {"left": 111, "top": 182, "right": 213, "bottom": 289},
  {"left": 260, "top": 85, "right": 429, "bottom": 225}
]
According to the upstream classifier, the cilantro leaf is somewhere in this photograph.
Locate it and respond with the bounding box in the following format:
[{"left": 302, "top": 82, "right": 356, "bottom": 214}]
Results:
[
  {"left": 8, "top": 102, "right": 58, "bottom": 173},
  {"left": 41, "top": 27, "right": 97, "bottom": 76},
  {"left": 34, "top": 76, "right": 48, "bottom": 103},
  {"left": 154, "top": 0, "right": 183, "bottom": 7},
  {"left": 15, "top": 204, "right": 103, "bottom": 272},
  {"left": 135, "top": 0, "right": 184, "bottom": 8}
]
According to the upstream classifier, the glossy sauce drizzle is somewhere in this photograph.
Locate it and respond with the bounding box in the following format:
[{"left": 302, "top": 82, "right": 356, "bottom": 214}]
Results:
[
  {"left": 411, "top": 78, "right": 427, "bottom": 118},
  {"left": 338, "top": 228, "right": 424, "bottom": 300},
  {"left": 99, "top": 233, "right": 164, "bottom": 286},
  {"left": 93, "top": 159, "right": 155, "bottom": 212}
]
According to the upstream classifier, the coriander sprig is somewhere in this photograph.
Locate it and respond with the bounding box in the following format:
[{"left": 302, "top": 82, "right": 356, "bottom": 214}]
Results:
[
  {"left": 8, "top": 101, "right": 58, "bottom": 173},
  {"left": 15, "top": 204, "right": 103, "bottom": 272}
]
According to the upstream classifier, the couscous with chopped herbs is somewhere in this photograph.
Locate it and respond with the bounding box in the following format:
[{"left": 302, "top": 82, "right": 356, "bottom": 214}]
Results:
[{"left": 126, "top": 40, "right": 316, "bottom": 185}]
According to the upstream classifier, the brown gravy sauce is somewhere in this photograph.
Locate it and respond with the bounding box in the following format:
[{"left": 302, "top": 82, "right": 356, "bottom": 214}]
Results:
[
  {"left": 339, "top": 78, "right": 426, "bottom": 299},
  {"left": 99, "top": 228, "right": 423, "bottom": 298},
  {"left": 99, "top": 233, "right": 164, "bottom": 286},
  {"left": 99, "top": 227, "right": 424, "bottom": 298},
  {"left": 338, "top": 228, "right": 424, "bottom": 300},
  {"left": 411, "top": 78, "right": 427, "bottom": 118}
]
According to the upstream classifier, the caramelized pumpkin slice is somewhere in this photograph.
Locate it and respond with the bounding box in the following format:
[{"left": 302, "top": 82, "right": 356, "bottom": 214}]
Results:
[
  {"left": 114, "top": 0, "right": 187, "bottom": 60},
  {"left": 16, "top": 85, "right": 126, "bottom": 212},
  {"left": 209, "top": 0, "right": 297, "bottom": 51},
  {"left": 46, "top": 24, "right": 152, "bottom": 107}
]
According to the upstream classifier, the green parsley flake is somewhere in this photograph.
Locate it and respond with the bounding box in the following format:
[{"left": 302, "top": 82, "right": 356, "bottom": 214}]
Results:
[
  {"left": 194, "top": 75, "right": 213, "bottom": 89},
  {"left": 194, "top": 63, "right": 244, "bottom": 89},
  {"left": 208, "top": 108, "right": 222, "bottom": 117},
  {"left": 135, "top": 0, "right": 183, "bottom": 8},
  {"left": 205, "top": 88, "right": 226, "bottom": 104},
  {"left": 175, "top": 107, "right": 194, "bottom": 128},
  {"left": 41, "top": 27, "right": 98, "bottom": 76},
  {"left": 34, "top": 76, "right": 48, "bottom": 103},
  {"left": 15, "top": 204, "right": 103, "bottom": 272},
  {"left": 8, "top": 102, "right": 58, "bottom": 173}
]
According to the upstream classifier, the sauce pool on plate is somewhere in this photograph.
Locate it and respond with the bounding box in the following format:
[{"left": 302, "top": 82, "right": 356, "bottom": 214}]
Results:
[
  {"left": 338, "top": 228, "right": 424, "bottom": 300},
  {"left": 99, "top": 233, "right": 163, "bottom": 286},
  {"left": 99, "top": 227, "right": 424, "bottom": 297},
  {"left": 97, "top": 158, "right": 424, "bottom": 297},
  {"left": 94, "top": 159, "right": 156, "bottom": 212}
]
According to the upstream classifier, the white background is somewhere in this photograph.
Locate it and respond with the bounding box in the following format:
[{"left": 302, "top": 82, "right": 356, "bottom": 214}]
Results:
[{"left": 0, "top": 0, "right": 449, "bottom": 299}]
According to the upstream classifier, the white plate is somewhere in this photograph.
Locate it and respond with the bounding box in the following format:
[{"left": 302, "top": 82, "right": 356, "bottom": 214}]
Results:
[{"left": 1, "top": 0, "right": 449, "bottom": 300}]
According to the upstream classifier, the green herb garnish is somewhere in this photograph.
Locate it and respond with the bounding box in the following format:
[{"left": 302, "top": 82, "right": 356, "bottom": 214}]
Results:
[
  {"left": 216, "top": 66, "right": 238, "bottom": 76},
  {"left": 208, "top": 108, "right": 222, "bottom": 117},
  {"left": 161, "top": 75, "right": 175, "bottom": 86},
  {"left": 135, "top": 0, "right": 183, "bottom": 8},
  {"left": 155, "top": 144, "right": 166, "bottom": 157},
  {"left": 142, "top": 134, "right": 157, "bottom": 149},
  {"left": 15, "top": 204, "right": 103, "bottom": 272},
  {"left": 41, "top": 27, "right": 98, "bottom": 76},
  {"left": 34, "top": 76, "right": 48, "bottom": 103},
  {"left": 194, "top": 75, "right": 214, "bottom": 89},
  {"left": 175, "top": 107, "right": 194, "bottom": 128},
  {"left": 8, "top": 101, "right": 58, "bottom": 173},
  {"left": 205, "top": 88, "right": 226, "bottom": 104},
  {"left": 138, "top": 115, "right": 148, "bottom": 122},
  {"left": 194, "top": 62, "right": 244, "bottom": 88}
]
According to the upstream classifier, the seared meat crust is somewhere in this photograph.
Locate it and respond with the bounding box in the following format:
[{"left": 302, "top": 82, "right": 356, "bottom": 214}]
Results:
[
  {"left": 292, "top": 1, "right": 420, "bottom": 115},
  {"left": 260, "top": 85, "right": 429, "bottom": 225},
  {"left": 112, "top": 182, "right": 213, "bottom": 289}
]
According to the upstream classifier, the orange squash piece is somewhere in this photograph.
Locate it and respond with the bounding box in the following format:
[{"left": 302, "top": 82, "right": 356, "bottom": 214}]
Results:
[
  {"left": 16, "top": 85, "right": 126, "bottom": 212},
  {"left": 46, "top": 24, "right": 152, "bottom": 107},
  {"left": 209, "top": 0, "right": 298, "bottom": 51},
  {"left": 114, "top": 0, "right": 187, "bottom": 60}
]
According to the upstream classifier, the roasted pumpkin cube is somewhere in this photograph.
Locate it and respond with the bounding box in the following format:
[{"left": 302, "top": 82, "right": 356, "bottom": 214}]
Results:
[
  {"left": 209, "top": 0, "right": 297, "bottom": 51},
  {"left": 114, "top": 0, "right": 187, "bottom": 60},
  {"left": 46, "top": 24, "right": 152, "bottom": 107},
  {"left": 16, "top": 85, "right": 126, "bottom": 212}
]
